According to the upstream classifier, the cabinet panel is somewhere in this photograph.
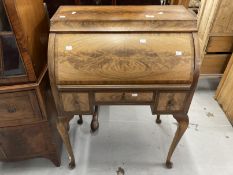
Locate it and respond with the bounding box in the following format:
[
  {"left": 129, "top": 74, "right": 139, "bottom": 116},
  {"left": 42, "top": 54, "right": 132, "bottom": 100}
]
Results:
[
  {"left": 0, "top": 91, "right": 42, "bottom": 125},
  {"left": 0, "top": 123, "right": 50, "bottom": 160},
  {"left": 211, "top": 0, "right": 233, "bottom": 34}
]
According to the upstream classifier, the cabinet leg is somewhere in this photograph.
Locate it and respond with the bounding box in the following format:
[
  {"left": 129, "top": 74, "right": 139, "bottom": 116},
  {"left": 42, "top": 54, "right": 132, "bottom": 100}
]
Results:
[
  {"left": 166, "top": 114, "right": 189, "bottom": 169},
  {"left": 77, "top": 115, "right": 83, "bottom": 125},
  {"left": 91, "top": 106, "right": 99, "bottom": 132},
  {"left": 57, "top": 118, "right": 75, "bottom": 169},
  {"left": 156, "top": 115, "right": 162, "bottom": 124}
]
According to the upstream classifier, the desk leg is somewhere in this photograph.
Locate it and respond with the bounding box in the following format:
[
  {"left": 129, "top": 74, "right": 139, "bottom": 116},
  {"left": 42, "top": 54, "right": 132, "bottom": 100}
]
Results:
[
  {"left": 77, "top": 115, "right": 83, "bottom": 125},
  {"left": 156, "top": 115, "right": 162, "bottom": 124},
  {"left": 166, "top": 114, "right": 189, "bottom": 169},
  {"left": 57, "top": 117, "right": 75, "bottom": 169},
  {"left": 91, "top": 106, "right": 99, "bottom": 132}
]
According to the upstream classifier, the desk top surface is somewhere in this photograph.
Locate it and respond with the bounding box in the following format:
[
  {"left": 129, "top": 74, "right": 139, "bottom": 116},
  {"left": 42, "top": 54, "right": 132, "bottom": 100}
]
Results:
[{"left": 50, "top": 5, "right": 197, "bottom": 32}]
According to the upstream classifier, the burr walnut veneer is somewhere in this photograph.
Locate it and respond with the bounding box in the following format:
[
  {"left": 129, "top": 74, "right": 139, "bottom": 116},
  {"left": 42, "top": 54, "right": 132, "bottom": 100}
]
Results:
[{"left": 48, "top": 5, "right": 200, "bottom": 169}]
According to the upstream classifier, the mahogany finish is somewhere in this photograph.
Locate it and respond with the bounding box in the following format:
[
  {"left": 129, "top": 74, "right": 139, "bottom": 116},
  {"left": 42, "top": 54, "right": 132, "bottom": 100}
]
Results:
[{"left": 48, "top": 6, "right": 200, "bottom": 169}]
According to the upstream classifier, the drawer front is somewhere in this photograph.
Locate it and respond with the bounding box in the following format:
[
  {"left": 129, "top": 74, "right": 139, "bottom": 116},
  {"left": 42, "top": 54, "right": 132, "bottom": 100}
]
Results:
[
  {"left": 201, "top": 54, "right": 231, "bottom": 74},
  {"left": 95, "top": 92, "right": 153, "bottom": 103},
  {"left": 157, "top": 92, "right": 187, "bottom": 112},
  {"left": 124, "top": 92, "right": 153, "bottom": 102},
  {"left": 206, "top": 36, "right": 233, "bottom": 53},
  {"left": 0, "top": 123, "right": 51, "bottom": 160},
  {"left": 0, "top": 91, "right": 42, "bottom": 123},
  {"left": 95, "top": 93, "right": 123, "bottom": 102},
  {"left": 61, "top": 92, "right": 90, "bottom": 112}
]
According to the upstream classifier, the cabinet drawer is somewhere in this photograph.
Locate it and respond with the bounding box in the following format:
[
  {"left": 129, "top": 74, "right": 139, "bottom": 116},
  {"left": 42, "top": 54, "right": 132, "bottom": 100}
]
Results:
[
  {"left": 201, "top": 54, "right": 230, "bottom": 74},
  {"left": 157, "top": 92, "right": 187, "bottom": 112},
  {"left": 0, "top": 123, "right": 51, "bottom": 160},
  {"left": 124, "top": 92, "right": 153, "bottom": 102},
  {"left": 95, "top": 92, "right": 153, "bottom": 103},
  {"left": 61, "top": 92, "right": 90, "bottom": 112},
  {"left": 95, "top": 93, "right": 123, "bottom": 102},
  {"left": 206, "top": 36, "right": 233, "bottom": 53},
  {"left": 0, "top": 91, "right": 42, "bottom": 123}
]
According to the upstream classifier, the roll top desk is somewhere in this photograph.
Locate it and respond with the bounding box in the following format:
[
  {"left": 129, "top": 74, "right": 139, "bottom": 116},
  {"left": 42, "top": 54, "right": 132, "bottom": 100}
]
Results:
[{"left": 48, "top": 5, "right": 200, "bottom": 169}]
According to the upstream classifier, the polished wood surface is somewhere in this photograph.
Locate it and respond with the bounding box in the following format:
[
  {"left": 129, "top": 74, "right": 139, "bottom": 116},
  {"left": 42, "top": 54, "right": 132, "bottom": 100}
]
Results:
[
  {"left": 48, "top": 6, "right": 200, "bottom": 169},
  {"left": 198, "top": 0, "right": 233, "bottom": 76},
  {"left": 157, "top": 92, "right": 187, "bottom": 111},
  {"left": 3, "top": 0, "right": 49, "bottom": 82},
  {"left": 206, "top": 36, "right": 233, "bottom": 53},
  {"left": 0, "top": 91, "right": 42, "bottom": 126},
  {"left": 216, "top": 53, "right": 233, "bottom": 125},
  {"left": 61, "top": 92, "right": 90, "bottom": 112},
  {"left": 201, "top": 54, "right": 231, "bottom": 75},
  {"left": 95, "top": 92, "right": 154, "bottom": 102},
  {"left": 50, "top": 6, "right": 197, "bottom": 32},
  {"left": 0, "top": 0, "right": 61, "bottom": 166},
  {"left": 55, "top": 33, "right": 194, "bottom": 85}
]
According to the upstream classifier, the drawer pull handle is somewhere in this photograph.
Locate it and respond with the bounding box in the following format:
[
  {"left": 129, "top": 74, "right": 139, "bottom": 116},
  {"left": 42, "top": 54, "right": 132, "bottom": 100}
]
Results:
[
  {"left": 7, "top": 106, "right": 16, "bottom": 113},
  {"left": 167, "top": 99, "right": 175, "bottom": 109},
  {"left": 132, "top": 93, "right": 138, "bottom": 97}
]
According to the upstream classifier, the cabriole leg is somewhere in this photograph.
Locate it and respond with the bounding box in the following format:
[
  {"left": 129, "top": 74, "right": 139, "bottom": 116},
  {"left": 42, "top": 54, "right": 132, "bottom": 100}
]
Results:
[
  {"left": 91, "top": 106, "right": 99, "bottom": 132},
  {"left": 166, "top": 114, "right": 189, "bottom": 169},
  {"left": 57, "top": 117, "right": 75, "bottom": 169}
]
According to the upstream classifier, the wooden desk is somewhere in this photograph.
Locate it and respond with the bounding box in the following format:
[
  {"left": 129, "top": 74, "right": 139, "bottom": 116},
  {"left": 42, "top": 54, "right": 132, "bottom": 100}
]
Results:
[{"left": 48, "top": 5, "right": 200, "bottom": 169}]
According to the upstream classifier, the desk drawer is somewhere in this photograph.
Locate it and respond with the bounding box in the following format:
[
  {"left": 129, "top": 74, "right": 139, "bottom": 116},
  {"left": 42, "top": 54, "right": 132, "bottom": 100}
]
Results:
[
  {"left": 157, "top": 92, "right": 187, "bottom": 112},
  {"left": 61, "top": 92, "right": 90, "bottom": 112},
  {"left": 206, "top": 36, "right": 233, "bottom": 53},
  {"left": 0, "top": 91, "right": 42, "bottom": 123},
  {"left": 95, "top": 92, "right": 153, "bottom": 103}
]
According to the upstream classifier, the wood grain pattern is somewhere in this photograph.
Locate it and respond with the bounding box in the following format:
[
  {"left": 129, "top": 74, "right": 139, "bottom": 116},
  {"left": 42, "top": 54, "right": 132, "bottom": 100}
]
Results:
[
  {"left": 61, "top": 92, "right": 90, "bottom": 112},
  {"left": 211, "top": 0, "right": 233, "bottom": 34},
  {"left": 216, "top": 53, "right": 233, "bottom": 125},
  {"left": 48, "top": 6, "right": 199, "bottom": 168},
  {"left": 95, "top": 92, "right": 153, "bottom": 102},
  {"left": 0, "top": 91, "right": 42, "bottom": 124},
  {"left": 3, "top": 0, "right": 49, "bottom": 81},
  {"left": 206, "top": 36, "right": 233, "bottom": 53},
  {"left": 95, "top": 92, "right": 123, "bottom": 102},
  {"left": 124, "top": 92, "right": 153, "bottom": 102},
  {"left": 157, "top": 92, "right": 187, "bottom": 111},
  {"left": 201, "top": 54, "right": 230, "bottom": 74},
  {"left": 55, "top": 33, "right": 194, "bottom": 85},
  {"left": 50, "top": 6, "right": 197, "bottom": 32}
]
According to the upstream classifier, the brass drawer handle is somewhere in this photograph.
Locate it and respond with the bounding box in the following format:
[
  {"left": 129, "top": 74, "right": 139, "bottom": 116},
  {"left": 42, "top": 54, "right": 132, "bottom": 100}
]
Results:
[{"left": 7, "top": 106, "right": 16, "bottom": 113}]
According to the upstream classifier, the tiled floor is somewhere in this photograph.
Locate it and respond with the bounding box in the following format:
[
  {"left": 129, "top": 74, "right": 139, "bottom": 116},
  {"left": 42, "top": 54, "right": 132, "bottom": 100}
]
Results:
[{"left": 0, "top": 79, "right": 233, "bottom": 175}]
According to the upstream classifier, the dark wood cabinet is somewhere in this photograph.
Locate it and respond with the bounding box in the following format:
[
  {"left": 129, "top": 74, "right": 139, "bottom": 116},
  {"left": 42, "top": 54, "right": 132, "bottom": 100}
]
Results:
[{"left": 0, "top": 0, "right": 61, "bottom": 166}]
